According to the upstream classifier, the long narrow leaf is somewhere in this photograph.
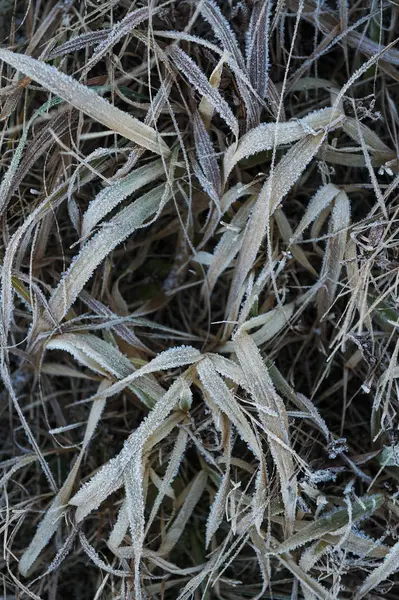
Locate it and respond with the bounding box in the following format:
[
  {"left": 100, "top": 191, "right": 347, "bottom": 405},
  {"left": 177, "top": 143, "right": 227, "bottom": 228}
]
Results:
[{"left": 0, "top": 49, "right": 170, "bottom": 156}]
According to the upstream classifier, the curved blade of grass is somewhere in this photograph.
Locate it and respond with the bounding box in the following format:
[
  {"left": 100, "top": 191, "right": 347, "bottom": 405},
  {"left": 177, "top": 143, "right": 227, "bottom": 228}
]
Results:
[
  {"left": 291, "top": 183, "right": 340, "bottom": 242},
  {"left": 145, "top": 426, "right": 189, "bottom": 534},
  {"left": 197, "top": 357, "right": 262, "bottom": 461},
  {"left": 354, "top": 538, "right": 399, "bottom": 599},
  {"left": 69, "top": 359, "right": 199, "bottom": 521},
  {"left": 193, "top": 111, "right": 221, "bottom": 206},
  {"left": 198, "top": 52, "right": 226, "bottom": 129},
  {"left": 206, "top": 421, "right": 232, "bottom": 547},
  {"left": 81, "top": 159, "right": 165, "bottom": 239},
  {"left": 107, "top": 499, "right": 129, "bottom": 554},
  {"left": 199, "top": 0, "right": 260, "bottom": 128},
  {"left": 0, "top": 49, "right": 170, "bottom": 157},
  {"left": 246, "top": 1, "right": 271, "bottom": 99},
  {"left": 158, "top": 471, "right": 208, "bottom": 555},
  {"left": 203, "top": 195, "right": 255, "bottom": 296},
  {"left": 19, "top": 381, "right": 109, "bottom": 576},
  {"left": 234, "top": 331, "right": 297, "bottom": 537},
  {"left": 168, "top": 45, "right": 238, "bottom": 136},
  {"left": 219, "top": 302, "right": 295, "bottom": 353},
  {"left": 272, "top": 494, "right": 383, "bottom": 555},
  {"left": 317, "top": 190, "right": 351, "bottom": 321},
  {"left": 223, "top": 107, "right": 343, "bottom": 183},
  {"left": 227, "top": 132, "right": 327, "bottom": 318},
  {"left": 48, "top": 30, "right": 109, "bottom": 59},
  {"left": 45, "top": 183, "right": 172, "bottom": 327}
]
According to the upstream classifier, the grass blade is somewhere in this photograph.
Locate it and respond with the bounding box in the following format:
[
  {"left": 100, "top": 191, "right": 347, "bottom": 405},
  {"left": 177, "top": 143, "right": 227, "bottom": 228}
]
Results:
[
  {"left": 45, "top": 184, "right": 172, "bottom": 327},
  {"left": 354, "top": 538, "right": 399, "bottom": 599},
  {"left": 227, "top": 132, "right": 327, "bottom": 318},
  {"left": 317, "top": 191, "right": 351, "bottom": 321},
  {"left": 234, "top": 331, "right": 297, "bottom": 536},
  {"left": 19, "top": 382, "right": 109, "bottom": 576},
  {"left": 0, "top": 49, "right": 170, "bottom": 156}
]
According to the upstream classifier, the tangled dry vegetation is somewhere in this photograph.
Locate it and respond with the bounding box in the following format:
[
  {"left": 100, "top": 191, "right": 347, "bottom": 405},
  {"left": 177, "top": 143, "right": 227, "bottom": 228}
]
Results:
[{"left": 1, "top": 0, "right": 399, "bottom": 598}]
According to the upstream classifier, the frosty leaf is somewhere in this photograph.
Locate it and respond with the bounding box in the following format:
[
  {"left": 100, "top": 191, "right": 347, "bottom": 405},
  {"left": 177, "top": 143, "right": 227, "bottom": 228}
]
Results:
[
  {"left": 81, "top": 159, "right": 166, "bottom": 239},
  {"left": 81, "top": 6, "right": 161, "bottom": 75},
  {"left": 206, "top": 425, "right": 231, "bottom": 547},
  {"left": 176, "top": 556, "right": 219, "bottom": 600},
  {"left": 124, "top": 460, "right": 146, "bottom": 600},
  {"left": 272, "top": 494, "right": 383, "bottom": 555},
  {"left": 145, "top": 427, "right": 189, "bottom": 533},
  {"left": 317, "top": 191, "right": 351, "bottom": 321},
  {"left": 219, "top": 302, "right": 295, "bottom": 352},
  {"left": 107, "top": 499, "right": 129, "bottom": 553},
  {"left": 79, "top": 531, "right": 130, "bottom": 577},
  {"left": 246, "top": 1, "right": 271, "bottom": 99},
  {"left": 299, "top": 539, "right": 329, "bottom": 573},
  {"left": 81, "top": 345, "right": 202, "bottom": 403},
  {"left": 79, "top": 291, "right": 151, "bottom": 354},
  {"left": 204, "top": 195, "right": 255, "bottom": 296},
  {"left": 198, "top": 53, "right": 226, "bottom": 129},
  {"left": 209, "top": 354, "right": 247, "bottom": 389},
  {"left": 227, "top": 132, "right": 327, "bottom": 318},
  {"left": 199, "top": 0, "right": 260, "bottom": 128},
  {"left": 19, "top": 382, "right": 109, "bottom": 576},
  {"left": 354, "top": 538, "right": 399, "bottom": 599},
  {"left": 199, "top": 0, "right": 244, "bottom": 67},
  {"left": 197, "top": 358, "right": 262, "bottom": 461},
  {"left": 69, "top": 363, "right": 198, "bottom": 521},
  {"left": 236, "top": 257, "right": 284, "bottom": 327},
  {"left": 46, "top": 184, "right": 172, "bottom": 326},
  {"left": 291, "top": 183, "right": 341, "bottom": 242},
  {"left": 277, "top": 552, "right": 331, "bottom": 600},
  {"left": 223, "top": 107, "right": 343, "bottom": 182},
  {"left": 325, "top": 530, "right": 389, "bottom": 559},
  {"left": 378, "top": 445, "right": 399, "bottom": 467},
  {"left": 168, "top": 45, "right": 238, "bottom": 136},
  {"left": 158, "top": 471, "right": 208, "bottom": 555},
  {"left": 48, "top": 30, "right": 109, "bottom": 59},
  {"left": 193, "top": 111, "right": 221, "bottom": 205},
  {"left": 252, "top": 530, "right": 330, "bottom": 599},
  {"left": 45, "top": 332, "right": 163, "bottom": 408},
  {"left": 234, "top": 331, "right": 297, "bottom": 536},
  {"left": 46, "top": 333, "right": 135, "bottom": 379},
  {"left": 0, "top": 49, "right": 170, "bottom": 157}
]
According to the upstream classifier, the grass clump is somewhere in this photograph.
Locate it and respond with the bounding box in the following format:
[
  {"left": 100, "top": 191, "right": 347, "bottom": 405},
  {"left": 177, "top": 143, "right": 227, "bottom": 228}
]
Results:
[{"left": 1, "top": 1, "right": 399, "bottom": 598}]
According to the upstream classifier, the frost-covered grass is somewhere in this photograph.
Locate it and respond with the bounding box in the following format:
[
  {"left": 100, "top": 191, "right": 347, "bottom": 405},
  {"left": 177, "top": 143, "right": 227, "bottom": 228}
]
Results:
[{"left": 1, "top": 1, "right": 399, "bottom": 598}]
